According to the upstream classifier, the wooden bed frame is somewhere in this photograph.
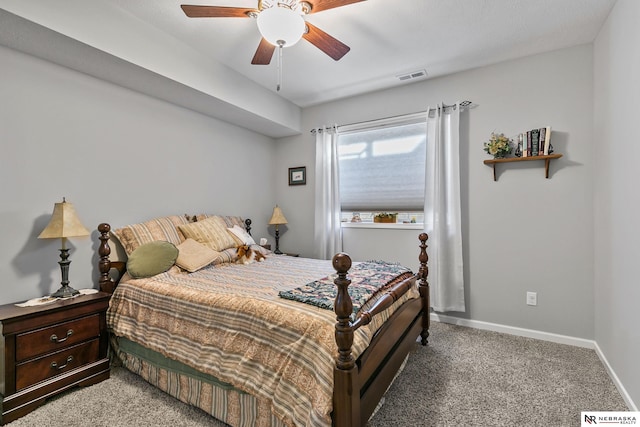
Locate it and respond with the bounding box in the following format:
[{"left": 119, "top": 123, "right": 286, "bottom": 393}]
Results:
[{"left": 96, "top": 221, "right": 430, "bottom": 427}]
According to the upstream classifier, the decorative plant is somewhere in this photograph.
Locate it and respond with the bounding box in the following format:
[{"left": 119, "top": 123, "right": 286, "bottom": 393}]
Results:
[
  {"left": 374, "top": 212, "right": 398, "bottom": 219},
  {"left": 484, "top": 132, "right": 513, "bottom": 158},
  {"left": 373, "top": 212, "right": 398, "bottom": 223}
]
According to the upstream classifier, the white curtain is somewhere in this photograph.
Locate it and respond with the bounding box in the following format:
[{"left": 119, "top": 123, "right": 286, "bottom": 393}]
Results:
[
  {"left": 314, "top": 126, "right": 343, "bottom": 260},
  {"left": 424, "top": 104, "right": 465, "bottom": 312}
]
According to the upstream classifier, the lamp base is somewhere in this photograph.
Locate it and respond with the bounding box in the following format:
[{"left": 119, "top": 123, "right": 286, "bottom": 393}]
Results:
[
  {"left": 51, "top": 247, "right": 80, "bottom": 298},
  {"left": 50, "top": 285, "right": 80, "bottom": 299},
  {"left": 274, "top": 228, "right": 283, "bottom": 255}
]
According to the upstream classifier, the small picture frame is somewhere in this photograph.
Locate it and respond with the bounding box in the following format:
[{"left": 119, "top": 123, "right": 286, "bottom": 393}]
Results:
[{"left": 288, "top": 166, "right": 306, "bottom": 186}]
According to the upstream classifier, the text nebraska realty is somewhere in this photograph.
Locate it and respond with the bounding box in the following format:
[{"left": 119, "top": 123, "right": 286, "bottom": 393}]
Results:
[{"left": 585, "top": 414, "right": 637, "bottom": 424}]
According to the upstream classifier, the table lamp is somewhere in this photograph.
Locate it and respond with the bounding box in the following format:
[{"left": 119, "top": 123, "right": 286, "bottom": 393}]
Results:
[
  {"left": 38, "top": 198, "right": 90, "bottom": 298},
  {"left": 268, "top": 205, "right": 288, "bottom": 255}
]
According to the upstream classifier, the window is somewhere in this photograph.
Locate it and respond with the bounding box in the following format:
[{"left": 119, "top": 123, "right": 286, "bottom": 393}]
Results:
[{"left": 337, "top": 116, "right": 426, "bottom": 224}]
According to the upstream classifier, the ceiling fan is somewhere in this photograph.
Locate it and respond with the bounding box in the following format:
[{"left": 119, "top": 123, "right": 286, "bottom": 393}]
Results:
[{"left": 180, "top": 0, "right": 364, "bottom": 65}]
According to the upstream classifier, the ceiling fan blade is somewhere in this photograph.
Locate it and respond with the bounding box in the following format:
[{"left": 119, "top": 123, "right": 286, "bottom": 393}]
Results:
[
  {"left": 181, "top": 5, "right": 254, "bottom": 18},
  {"left": 303, "top": 22, "right": 350, "bottom": 61},
  {"left": 306, "top": 0, "right": 365, "bottom": 14},
  {"left": 251, "top": 38, "right": 276, "bottom": 65}
]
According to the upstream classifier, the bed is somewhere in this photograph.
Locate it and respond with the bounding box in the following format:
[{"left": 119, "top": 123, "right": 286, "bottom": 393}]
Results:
[{"left": 96, "top": 214, "right": 429, "bottom": 427}]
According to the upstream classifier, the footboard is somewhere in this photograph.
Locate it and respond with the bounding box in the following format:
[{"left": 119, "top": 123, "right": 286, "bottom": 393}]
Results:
[{"left": 332, "top": 233, "right": 429, "bottom": 427}]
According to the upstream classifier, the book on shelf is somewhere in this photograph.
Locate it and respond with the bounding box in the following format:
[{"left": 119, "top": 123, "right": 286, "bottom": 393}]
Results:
[
  {"left": 521, "top": 126, "right": 552, "bottom": 157},
  {"left": 531, "top": 128, "right": 540, "bottom": 156},
  {"left": 542, "top": 126, "right": 552, "bottom": 155},
  {"left": 539, "top": 127, "right": 546, "bottom": 156}
]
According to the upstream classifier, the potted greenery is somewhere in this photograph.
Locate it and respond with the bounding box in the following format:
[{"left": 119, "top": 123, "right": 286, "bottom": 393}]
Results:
[
  {"left": 483, "top": 132, "right": 512, "bottom": 158},
  {"left": 373, "top": 212, "right": 398, "bottom": 223}
]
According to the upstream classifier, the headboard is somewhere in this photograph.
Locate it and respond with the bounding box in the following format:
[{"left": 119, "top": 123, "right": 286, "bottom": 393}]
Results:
[{"left": 98, "top": 217, "right": 252, "bottom": 294}]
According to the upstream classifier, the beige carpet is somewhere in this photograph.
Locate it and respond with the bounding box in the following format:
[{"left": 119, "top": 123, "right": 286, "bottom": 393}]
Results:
[{"left": 6, "top": 321, "right": 628, "bottom": 426}]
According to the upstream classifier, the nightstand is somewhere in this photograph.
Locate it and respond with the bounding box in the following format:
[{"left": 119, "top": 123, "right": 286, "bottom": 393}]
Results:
[
  {"left": 0, "top": 292, "right": 111, "bottom": 424},
  {"left": 262, "top": 244, "right": 298, "bottom": 257}
]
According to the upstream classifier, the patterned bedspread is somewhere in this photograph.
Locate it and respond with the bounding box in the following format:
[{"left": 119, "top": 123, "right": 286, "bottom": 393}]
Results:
[{"left": 107, "top": 255, "right": 417, "bottom": 427}]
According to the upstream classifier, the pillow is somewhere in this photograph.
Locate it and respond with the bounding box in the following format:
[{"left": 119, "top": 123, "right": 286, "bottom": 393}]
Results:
[
  {"left": 126, "top": 241, "right": 178, "bottom": 278},
  {"left": 178, "top": 216, "right": 238, "bottom": 252},
  {"left": 227, "top": 225, "right": 256, "bottom": 246},
  {"left": 212, "top": 247, "right": 239, "bottom": 265},
  {"left": 253, "top": 244, "right": 270, "bottom": 256},
  {"left": 195, "top": 214, "right": 245, "bottom": 229},
  {"left": 175, "top": 238, "right": 219, "bottom": 273},
  {"left": 112, "top": 215, "right": 190, "bottom": 256}
]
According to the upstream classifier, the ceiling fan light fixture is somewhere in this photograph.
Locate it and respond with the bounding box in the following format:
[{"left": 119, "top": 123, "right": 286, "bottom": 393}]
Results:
[{"left": 257, "top": 6, "right": 305, "bottom": 47}]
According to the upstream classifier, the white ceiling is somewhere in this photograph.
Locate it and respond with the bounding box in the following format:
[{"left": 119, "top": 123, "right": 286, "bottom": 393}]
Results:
[
  {"left": 106, "top": 0, "right": 616, "bottom": 107},
  {"left": 0, "top": 0, "right": 616, "bottom": 137}
]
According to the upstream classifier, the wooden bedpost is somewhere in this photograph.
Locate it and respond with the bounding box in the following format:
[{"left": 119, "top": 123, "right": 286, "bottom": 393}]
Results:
[
  {"left": 332, "top": 253, "right": 359, "bottom": 427},
  {"left": 418, "top": 233, "right": 430, "bottom": 345},
  {"left": 98, "top": 223, "right": 115, "bottom": 293},
  {"left": 98, "top": 223, "right": 126, "bottom": 294}
]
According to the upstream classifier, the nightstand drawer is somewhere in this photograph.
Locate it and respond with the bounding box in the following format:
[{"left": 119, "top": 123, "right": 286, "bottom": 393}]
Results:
[
  {"left": 15, "top": 339, "right": 100, "bottom": 391},
  {"left": 16, "top": 314, "right": 100, "bottom": 361}
]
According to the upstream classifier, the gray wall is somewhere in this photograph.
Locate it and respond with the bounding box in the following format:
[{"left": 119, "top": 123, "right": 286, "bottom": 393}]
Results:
[
  {"left": 0, "top": 45, "right": 276, "bottom": 304},
  {"left": 593, "top": 0, "right": 640, "bottom": 408},
  {"left": 275, "top": 44, "right": 595, "bottom": 340}
]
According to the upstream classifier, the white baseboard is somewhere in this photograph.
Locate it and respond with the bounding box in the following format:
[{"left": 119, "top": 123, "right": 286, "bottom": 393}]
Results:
[
  {"left": 430, "top": 313, "right": 595, "bottom": 348},
  {"left": 593, "top": 341, "right": 638, "bottom": 411},
  {"left": 430, "top": 312, "right": 637, "bottom": 411}
]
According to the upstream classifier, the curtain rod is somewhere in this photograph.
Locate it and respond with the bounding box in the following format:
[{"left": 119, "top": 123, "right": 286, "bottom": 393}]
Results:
[{"left": 310, "top": 100, "right": 473, "bottom": 134}]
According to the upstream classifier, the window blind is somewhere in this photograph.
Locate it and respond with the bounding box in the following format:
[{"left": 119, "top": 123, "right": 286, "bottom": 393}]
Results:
[{"left": 338, "top": 120, "right": 426, "bottom": 212}]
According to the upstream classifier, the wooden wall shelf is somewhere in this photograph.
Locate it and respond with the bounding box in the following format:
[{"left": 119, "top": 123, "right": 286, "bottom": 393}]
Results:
[{"left": 483, "top": 153, "right": 563, "bottom": 181}]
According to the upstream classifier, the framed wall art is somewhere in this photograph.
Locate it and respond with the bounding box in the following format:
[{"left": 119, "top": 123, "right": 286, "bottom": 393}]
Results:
[{"left": 288, "top": 166, "right": 306, "bottom": 186}]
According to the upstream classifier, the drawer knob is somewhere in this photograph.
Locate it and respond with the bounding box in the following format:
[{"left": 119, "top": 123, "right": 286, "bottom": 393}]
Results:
[
  {"left": 50, "top": 329, "right": 74, "bottom": 343},
  {"left": 50, "top": 355, "right": 74, "bottom": 370}
]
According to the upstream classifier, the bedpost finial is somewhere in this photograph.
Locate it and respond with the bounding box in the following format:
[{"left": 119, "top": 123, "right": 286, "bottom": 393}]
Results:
[
  {"left": 98, "top": 223, "right": 111, "bottom": 233},
  {"left": 332, "top": 252, "right": 352, "bottom": 274}
]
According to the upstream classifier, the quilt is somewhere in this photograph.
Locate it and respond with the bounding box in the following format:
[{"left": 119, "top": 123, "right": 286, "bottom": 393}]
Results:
[
  {"left": 107, "top": 255, "right": 417, "bottom": 427},
  {"left": 279, "top": 261, "right": 412, "bottom": 316}
]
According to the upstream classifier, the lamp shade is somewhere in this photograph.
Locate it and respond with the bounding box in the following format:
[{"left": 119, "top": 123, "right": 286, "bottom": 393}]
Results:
[
  {"left": 38, "top": 198, "right": 90, "bottom": 239},
  {"left": 257, "top": 6, "right": 305, "bottom": 47},
  {"left": 268, "top": 205, "right": 288, "bottom": 225}
]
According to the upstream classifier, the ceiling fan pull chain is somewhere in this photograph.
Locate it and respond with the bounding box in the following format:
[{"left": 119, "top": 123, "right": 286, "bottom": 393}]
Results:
[{"left": 277, "top": 42, "right": 284, "bottom": 92}]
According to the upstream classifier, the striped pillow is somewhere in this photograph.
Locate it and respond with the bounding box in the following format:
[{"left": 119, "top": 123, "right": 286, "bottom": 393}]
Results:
[
  {"left": 178, "top": 216, "right": 238, "bottom": 252},
  {"left": 195, "top": 214, "right": 245, "bottom": 229},
  {"left": 112, "top": 215, "right": 190, "bottom": 256},
  {"left": 212, "top": 247, "right": 239, "bottom": 265}
]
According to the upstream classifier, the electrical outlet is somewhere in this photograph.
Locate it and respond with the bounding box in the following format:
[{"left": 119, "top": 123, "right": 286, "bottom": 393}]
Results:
[{"left": 526, "top": 292, "right": 537, "bottom": 306}]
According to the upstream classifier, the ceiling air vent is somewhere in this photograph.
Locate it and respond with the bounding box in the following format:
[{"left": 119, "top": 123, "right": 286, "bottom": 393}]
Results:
[{"left": 396, "top": 69, "right": 427, "bottom": 81}]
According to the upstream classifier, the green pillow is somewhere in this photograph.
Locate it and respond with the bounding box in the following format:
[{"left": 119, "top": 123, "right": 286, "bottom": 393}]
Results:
[{"left": 127, "top": 241, "right": 178, "bottom": 278}]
